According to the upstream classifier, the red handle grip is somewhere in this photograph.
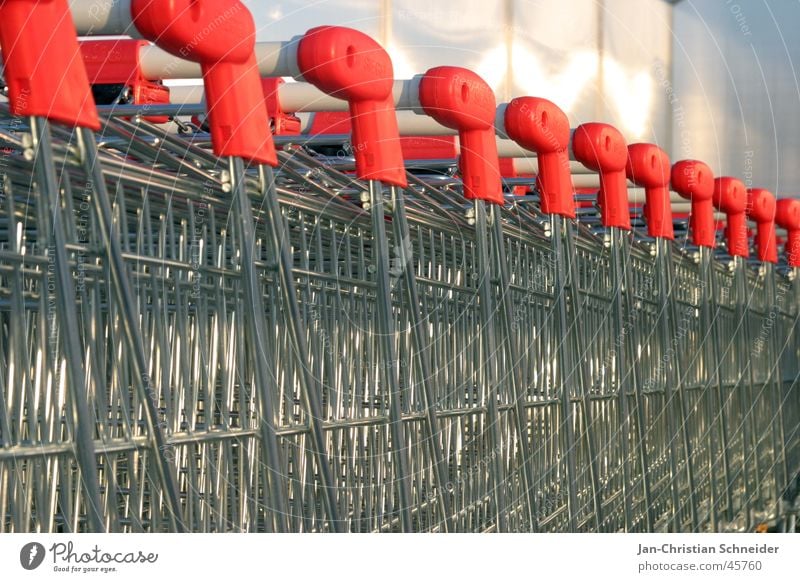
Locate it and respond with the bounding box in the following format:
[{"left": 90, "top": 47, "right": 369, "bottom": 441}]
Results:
[
  {"left": 747, "top": 188, "right": 778, "bottom": 263},
  {"left": 131, "top": 0, "right": 276, "bottom": 165},
  {"left": 572, "top": 123, "right": 630, "bottom": 229},
  {"left": 0, "top": 0, "right": 99, "bottom": 129},
  {"left": 203, "top": 57, "right": 276, "bottom": 163},
  {"left": 711, "top": 177, "right": 748, "bottom": 257},
  {"left": 626, "top": 143, "right": 673, "bottom": 239},
  {"left": 297, "top": 26, "right": 406, "bottom": 187},
  {"left": 776, "top": 198, "right": 800, "bottom": 267},
  {"left": 418, "top": 66, "right": 503, "bottom": 205},
  {"left": 504, "top": 97, "right": 574, "bottom": 217},
  {"left": 671, "top": 160, "right": 715, "bottom": 248}
]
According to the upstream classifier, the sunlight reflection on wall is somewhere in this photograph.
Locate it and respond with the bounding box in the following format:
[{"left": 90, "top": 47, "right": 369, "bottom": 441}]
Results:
[{"left": 245, "top": 0, "right": 672, "bottom": 148}]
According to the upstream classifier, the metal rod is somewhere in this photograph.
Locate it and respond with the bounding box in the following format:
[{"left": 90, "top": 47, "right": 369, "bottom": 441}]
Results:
[
  {"left": 368, "top": 179, "right": 414, "bottom": 532},
  {"left": 562, "top": 217, "right": 604, "bottom": 530},
  {"left": 474, "top": 199, "right": 509, "bottom": 532},
  {"left": 390, "top": 184, "right": 455, "bottom": 532},
  {"left": 29, "top": 117, "right": 105, "bottom": 532},
  {"left": 76, "top": 126, "right": 185, "bottom": 531},
  {"left": 619, "top": 232, "right": 654, "bottom": 531},
  {"left": 609, "top": 227, "right": 635, "bottom": 531},
  {"left": 763, "top": 263, "right": 789, "bottom": 497},
  {"left": 732, "top": 255, "right": 760, "bottom": 530},
  {"left": 490, "top": 204, "right": 538, "bottom": 531},
  {"left": 700, "top": 245, "right": 733, "bottom": 528},
  {"left": 258, "top": 163, "right": 342, "bottom": 531},
  {"left": 551, "top": 214, "right": 581, "bottom": 530},
  {"left": 227, "top": 158, "right": 292, "bottom": 531},
  {"left": 658, "top": 239, "right": 699, "bottom": 531}
]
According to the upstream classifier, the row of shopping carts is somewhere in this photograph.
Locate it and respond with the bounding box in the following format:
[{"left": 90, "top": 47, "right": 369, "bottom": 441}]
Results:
[{"left": 0, "top": 0, "right": 797, "bottom": 533}]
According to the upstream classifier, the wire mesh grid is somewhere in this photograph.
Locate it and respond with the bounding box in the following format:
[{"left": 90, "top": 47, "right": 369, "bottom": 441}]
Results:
[{"left": 0, "top": 107, "right": 797, "bottom": 533}]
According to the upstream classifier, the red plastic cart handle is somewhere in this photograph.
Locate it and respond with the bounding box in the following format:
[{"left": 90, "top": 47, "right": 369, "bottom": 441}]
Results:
[
  {"left": 626, "top": 143, "right": 673, "bottom": 240},
  {"left": 572, "top": 123, "right": 630, "bottom": 229},
  {"left": 747, "top": 188, "right": 778, "bottom": 263},
  {"left": 504, "top": 97, "right": 574, "bottom": 217},
  {"left": 131, "top": 0, "right": 275, "bottom": 165},
  {"left": 776, "top": 198, "right": 800, "bottom": 267},
  {"left": 0, "top": 0, "right": 99, "bottom": 129},
  {"left": 297, "top": 26, "right": 406, "bottom": 187},
  {"left": 671, "top": 160, "right": 715, "bottom": 248},
  {"left": 712, "top": 177, "right": 748, "bottom": 257},
  {"left": 418, "top": 66, "right": 503, "bottom": 205}
]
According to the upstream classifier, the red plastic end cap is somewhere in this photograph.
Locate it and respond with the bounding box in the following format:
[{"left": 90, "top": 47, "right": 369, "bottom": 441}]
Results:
[
  {"left": 572, "top": 123, "right": 630, "bottom": 229},
  {"left": 296, "top": 26, "right": 406, "bottom": 187},
  {"left": 400, "top": 136, "right": 459, "bottom": 160},
  {"left": 710, "top": 177, "right": 747, "bottom": 257},
  {"left": 671, "top": 160, "right": 715, "bottom": 248},
  {"left": 504, "top": 97, "right": 574, "bottom": 217},
  {"left": 626, "top": 143, "right": 673, "bottom": 239},
  {"left": 747, "top": 188, "right": 778, "bottom": 263},
  {"left": 80, "top": 39, "right": 170, "bottom": 123},
  {"left": 261, "top": 78, "right": 301, "bottom": 135},
  {"left": 713, "top": 177, "right": 747, "bottom": 214},
  {"left": 308, "top": 111, "right": 351, "bottom": 135},
  {"left": 776, "top": 198, "right": 800, "bottom": 267},
  {"left": 131, "top": 0, "right": 276, "bottom": 165},
  {"left": 131, "top": 0, "right": 252, "bottom": 63},
  {"left": 0, "top": 0, "right": 99, "bottom": 129},
  {"left": 418, "top": 66, "right": 502, "bottom": 205}
]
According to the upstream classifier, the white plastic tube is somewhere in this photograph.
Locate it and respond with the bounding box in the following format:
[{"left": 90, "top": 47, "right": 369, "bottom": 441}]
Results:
[
  {"left": 69, "top": 0, "right": 138, "bottom": 36},
  {"left": 138, "top": 42, "right": 301, "bottom": 79}
]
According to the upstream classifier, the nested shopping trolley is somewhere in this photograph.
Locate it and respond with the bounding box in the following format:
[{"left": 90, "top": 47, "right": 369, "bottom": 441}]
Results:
[{"left": 0, "top": 0, "right": 797, "bottom": 533}]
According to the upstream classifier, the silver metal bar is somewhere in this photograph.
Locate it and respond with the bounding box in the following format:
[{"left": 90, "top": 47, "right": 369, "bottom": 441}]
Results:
[
  {"left": 390, "top": 184, "right": 455, "bottom": 532},
  {"left": 489, "top": 204, "right": 537, "bottom": 531},
  {"left": 618, "top": 231, "right": 654, "bottom": 531},
  {"left": 562, "top": 217, "right": 604, "bottom": 530},
  {"left": 473, "top": 200, "right": 509, "bottom": 532},
  {"left": 76, "top": 126, "right": 186, "bottom": 531},
  {"left": 29, "top": 117, "right": 105, "bottom": 532},
  {"left": 227, "top": 158, "right": 290, "bottom": 532},
  {"left": 658, "top": 239, "right": 699, "bottom": 531},
  {"left": 700, "top": 246, "right": 734, "bottom": 529},
  {"left": 763, "top": 263, "right": 789, "bottom": 495},
  {"left": 259, "top": 163, "right": 342, "bottom": 531},
  {"left": 733, "top": 255, "right": 761, "bottom": 529},
  {"left": 609, "top": 227, "right": 636, "bottom": 531},
  {"left": 368, "top": 180, "right": 414, "bottom": 531}
]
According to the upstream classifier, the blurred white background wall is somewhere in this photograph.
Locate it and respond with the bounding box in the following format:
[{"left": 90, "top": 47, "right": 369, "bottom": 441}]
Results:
[
  {"left": 246, "top": 0, "right": 800, "bottom": 195},
  {"left": 673, "top": 0, "right": 800, "bottom": 195}
]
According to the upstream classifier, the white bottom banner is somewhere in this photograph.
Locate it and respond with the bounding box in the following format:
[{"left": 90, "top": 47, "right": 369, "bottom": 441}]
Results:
[{"left": 0, "top": 533, "right": 797, "bottom": 581}]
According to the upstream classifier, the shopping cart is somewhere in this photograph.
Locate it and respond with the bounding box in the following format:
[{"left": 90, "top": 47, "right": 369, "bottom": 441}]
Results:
[{"left": 0, "top": 0, "right": 798, "bottom": 533}]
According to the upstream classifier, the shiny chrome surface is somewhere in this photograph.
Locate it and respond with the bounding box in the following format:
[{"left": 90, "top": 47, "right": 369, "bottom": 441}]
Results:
[{"left": 0, "top": 107, "right": 797, "bottom": 532}]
